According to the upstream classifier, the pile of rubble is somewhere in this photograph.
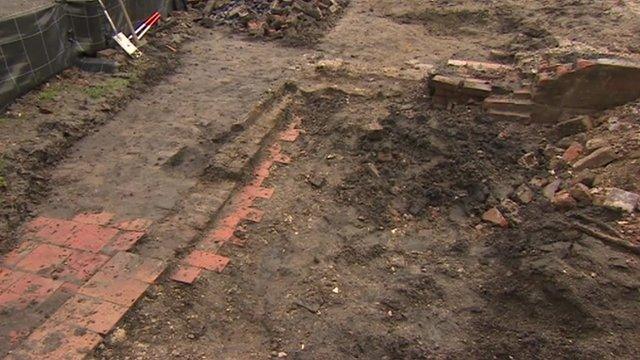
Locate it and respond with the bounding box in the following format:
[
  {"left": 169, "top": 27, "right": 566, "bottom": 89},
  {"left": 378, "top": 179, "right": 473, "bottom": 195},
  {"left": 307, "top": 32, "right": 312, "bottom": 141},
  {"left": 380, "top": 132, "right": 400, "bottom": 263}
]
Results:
[
  {"left": 428, "top": 55, "right": 640, "bottom": 249},
  {"left": 194, "top": 0, "right": 348, "bottom": 39}
]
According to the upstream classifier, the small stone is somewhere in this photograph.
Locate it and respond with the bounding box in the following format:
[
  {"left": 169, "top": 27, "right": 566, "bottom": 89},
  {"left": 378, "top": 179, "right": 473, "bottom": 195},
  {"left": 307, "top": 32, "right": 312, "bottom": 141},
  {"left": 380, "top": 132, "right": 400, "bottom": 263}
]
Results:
[
  {"left": 569, "top": 183, "right": 593, "bottom": 205},
  {"left": 574, "top": 171, "right": 596, "bottom": 187},
  {"left": 573, "top": 146, "right": 618, "bottom": 170},
  {"left": 585, "top": 137, "right": 608, "bottom": 152},
  {"left": 515, "top": 184, "right": 534, "bottom": 204},
  {"left": 308, "top": 174, "right": 326, "bottom": 188},
  {"left": 518, "top": 152, "right": 539, "bottom": 169},
  {"left": 363, "top": 120, "right": 384, "bottom": 140},
  {"left": 482, "top": 207, "right": 508, "bottom": 228},
  {"left": 500, "top": 198, "right": 521, "bottom": 223},
  {"left": 601, "top": 188, "right": 640, "bottom": 212},
  {"left": 109, "top": 328, "right": 127, "bottom": 345},
  {"left": 552, "top": 190, "right": 577, "bottom": 209},
  {"left": 529, "top": 176, "right": 548, "bottom": 188},
  {"left": 562, "top": 142, "right": 584, "bottom": 163},
  {"left": 542, "top": 179, "right": 562, "bottom": 200}
]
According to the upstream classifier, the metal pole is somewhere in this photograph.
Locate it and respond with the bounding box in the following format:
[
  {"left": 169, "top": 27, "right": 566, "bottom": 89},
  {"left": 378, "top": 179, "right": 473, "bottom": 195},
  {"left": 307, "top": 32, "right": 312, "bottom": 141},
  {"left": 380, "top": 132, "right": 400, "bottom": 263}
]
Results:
[{"left": 117, "top": 0, "right": 140, "bottom": 46}]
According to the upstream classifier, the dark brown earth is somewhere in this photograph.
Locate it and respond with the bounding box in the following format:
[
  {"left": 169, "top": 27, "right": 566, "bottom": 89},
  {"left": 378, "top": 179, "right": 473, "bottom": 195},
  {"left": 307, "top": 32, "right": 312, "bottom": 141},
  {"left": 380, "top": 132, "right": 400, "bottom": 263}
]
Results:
[{"left": 1, "top": 1, "right": 639, "bottom": 359}]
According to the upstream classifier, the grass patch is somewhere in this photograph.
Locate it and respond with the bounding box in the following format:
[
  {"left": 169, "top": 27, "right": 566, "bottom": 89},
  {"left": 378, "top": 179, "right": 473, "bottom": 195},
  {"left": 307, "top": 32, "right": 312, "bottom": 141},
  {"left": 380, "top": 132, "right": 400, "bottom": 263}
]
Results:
[
  {"left": 84, "top": 78, "right": 130, "bottom": 99},
  {"left": 38, "top": 83, "right": 65, "bottom": 102}
]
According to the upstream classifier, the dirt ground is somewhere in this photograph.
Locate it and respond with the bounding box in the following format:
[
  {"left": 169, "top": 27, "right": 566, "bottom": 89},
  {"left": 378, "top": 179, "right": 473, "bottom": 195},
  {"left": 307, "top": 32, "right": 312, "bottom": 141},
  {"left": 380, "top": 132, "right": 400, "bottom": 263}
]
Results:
[{"left": 1, "top": 0, "right": 640, "bottom": 359}]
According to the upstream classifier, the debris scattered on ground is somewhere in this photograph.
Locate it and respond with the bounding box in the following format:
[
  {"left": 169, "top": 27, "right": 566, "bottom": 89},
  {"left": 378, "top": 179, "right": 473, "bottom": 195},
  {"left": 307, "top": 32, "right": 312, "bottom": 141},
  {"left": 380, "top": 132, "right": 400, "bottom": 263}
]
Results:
[{"left": 195, "top": 0, "right": 349, "bottom": 44}]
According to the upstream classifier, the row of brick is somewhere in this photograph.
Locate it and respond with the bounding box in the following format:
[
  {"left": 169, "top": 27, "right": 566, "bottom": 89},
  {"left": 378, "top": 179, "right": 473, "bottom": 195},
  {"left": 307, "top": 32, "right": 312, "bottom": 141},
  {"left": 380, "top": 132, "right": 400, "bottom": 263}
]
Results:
[{"left": 170, "top": 116, "right": 301, "bottom": 284}]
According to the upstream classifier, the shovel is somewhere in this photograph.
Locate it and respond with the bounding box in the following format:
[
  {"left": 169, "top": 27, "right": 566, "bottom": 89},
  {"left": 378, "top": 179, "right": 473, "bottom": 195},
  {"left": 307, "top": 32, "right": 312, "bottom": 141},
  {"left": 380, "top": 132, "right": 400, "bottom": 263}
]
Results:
[{"left": 96, "top": 0, "right": 142, "bottom": 58}]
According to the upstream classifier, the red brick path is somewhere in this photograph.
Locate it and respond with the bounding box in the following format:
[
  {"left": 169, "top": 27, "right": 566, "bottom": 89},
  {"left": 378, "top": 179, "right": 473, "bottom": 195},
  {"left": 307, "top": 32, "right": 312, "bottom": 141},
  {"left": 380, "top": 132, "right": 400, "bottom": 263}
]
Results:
[
  {"left": 0, "top": 213, "right": 164, "bottom": 359},
  {"left": 0, "top": 116, "right": 303, "bottom": 358}
]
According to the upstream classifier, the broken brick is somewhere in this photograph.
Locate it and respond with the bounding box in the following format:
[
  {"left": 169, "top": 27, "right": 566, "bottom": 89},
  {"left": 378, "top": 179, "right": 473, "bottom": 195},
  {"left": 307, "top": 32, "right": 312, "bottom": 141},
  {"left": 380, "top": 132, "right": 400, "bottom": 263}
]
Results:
[
  {"left": 552, "top": 190, "right": 577, "bottom": 209},
  {"left": 569, "top": 183, "right": 592, "bottom": 205},
  {"left": 562, "top": 142, "right": 584, "bottom": 163},
  {"left": 183, "top": 250, "right": 230, "bottom": 273},
  {"left": 572, "top": 146, "right": 618, "bottom": 170},
  {"left": 170, "top": 265, "right": 203, "bottom": 284},
  {"left": 482, "top": 207, "right": 508, "bottom": 228}
]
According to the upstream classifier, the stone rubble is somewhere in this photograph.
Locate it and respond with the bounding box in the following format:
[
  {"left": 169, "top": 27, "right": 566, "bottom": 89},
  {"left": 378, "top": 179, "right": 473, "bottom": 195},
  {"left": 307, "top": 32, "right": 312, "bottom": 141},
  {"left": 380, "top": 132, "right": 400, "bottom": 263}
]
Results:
[{"left": 195, "top": 0, "right": 349, "bottom": 38}]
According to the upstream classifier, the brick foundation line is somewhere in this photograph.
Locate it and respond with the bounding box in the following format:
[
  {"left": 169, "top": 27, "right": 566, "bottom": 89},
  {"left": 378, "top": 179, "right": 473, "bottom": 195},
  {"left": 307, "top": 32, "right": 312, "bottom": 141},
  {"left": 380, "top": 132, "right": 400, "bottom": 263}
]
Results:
[{"left": 170, "top": 118, "right": 301, "bottom": 285}]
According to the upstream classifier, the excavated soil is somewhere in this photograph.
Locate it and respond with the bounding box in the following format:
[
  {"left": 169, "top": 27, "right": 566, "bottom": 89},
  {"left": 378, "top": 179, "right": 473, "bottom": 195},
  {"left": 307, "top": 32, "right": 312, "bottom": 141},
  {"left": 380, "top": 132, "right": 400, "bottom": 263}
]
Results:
[
  {"left": 94, "top": 81, "right": 640, "bottom": 359},
  {"left": 1, "top": 0, "right": 639, "bottom": 359}
]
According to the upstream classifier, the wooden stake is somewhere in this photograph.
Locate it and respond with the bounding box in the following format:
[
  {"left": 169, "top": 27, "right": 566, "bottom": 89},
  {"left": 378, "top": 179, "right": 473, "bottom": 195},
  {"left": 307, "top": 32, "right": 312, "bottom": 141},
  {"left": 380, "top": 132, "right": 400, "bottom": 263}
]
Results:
[{"left": 117, "top": 0, "right": 140, "bottom": 46}]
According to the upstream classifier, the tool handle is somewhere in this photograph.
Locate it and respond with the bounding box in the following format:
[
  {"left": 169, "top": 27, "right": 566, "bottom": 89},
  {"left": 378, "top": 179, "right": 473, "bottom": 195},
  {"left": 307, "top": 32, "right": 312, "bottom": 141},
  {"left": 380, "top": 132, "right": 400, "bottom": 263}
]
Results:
[{"left": 96, "top": 0, "right": 119, "bottom": 34}]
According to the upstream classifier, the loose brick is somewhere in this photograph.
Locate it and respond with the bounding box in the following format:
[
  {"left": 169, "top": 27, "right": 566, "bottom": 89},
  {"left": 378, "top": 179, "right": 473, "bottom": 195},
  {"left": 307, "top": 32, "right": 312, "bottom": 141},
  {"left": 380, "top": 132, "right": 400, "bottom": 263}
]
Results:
[
  {"left": 482, "top": 207, "right": 508, "bottom": 228},
  {"left": 183, "top": 250, "right": 230, "bottom": 273},
  {"left": 562, "top": 142, "right": 584, "bottom": 163},
  {"left": 15, "top": 243, "right": 72, "bottom": 274},
  {"left": 48, "top": 294, "right": 127, "bottom": 334},
  {"left": 170, "top": 265, "right": 203, "bottom": 284},
  {"left": 72, "top": 212, "right": 115, "bottom": 226},
  {"left": 573, "top": 146, "right": 618, "bottom": 171},
  {"left": 64, "top": 223, "right": 119, "bottom": 253},
  {"left": 116, "top": 218, "right": 152, "bottom": 232},
  {"left": 552, "top": 190, "right": 577, "bottom": 209}
]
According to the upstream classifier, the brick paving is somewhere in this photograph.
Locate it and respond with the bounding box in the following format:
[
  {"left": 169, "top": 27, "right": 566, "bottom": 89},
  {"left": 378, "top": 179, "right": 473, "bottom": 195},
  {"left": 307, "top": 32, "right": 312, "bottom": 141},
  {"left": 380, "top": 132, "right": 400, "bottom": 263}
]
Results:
[
  {"left": 0, "top": 214, "right": 164, "bottom": 358},
  {"left": 0, "top": 88, "right": 302, "bottom": 358}
]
